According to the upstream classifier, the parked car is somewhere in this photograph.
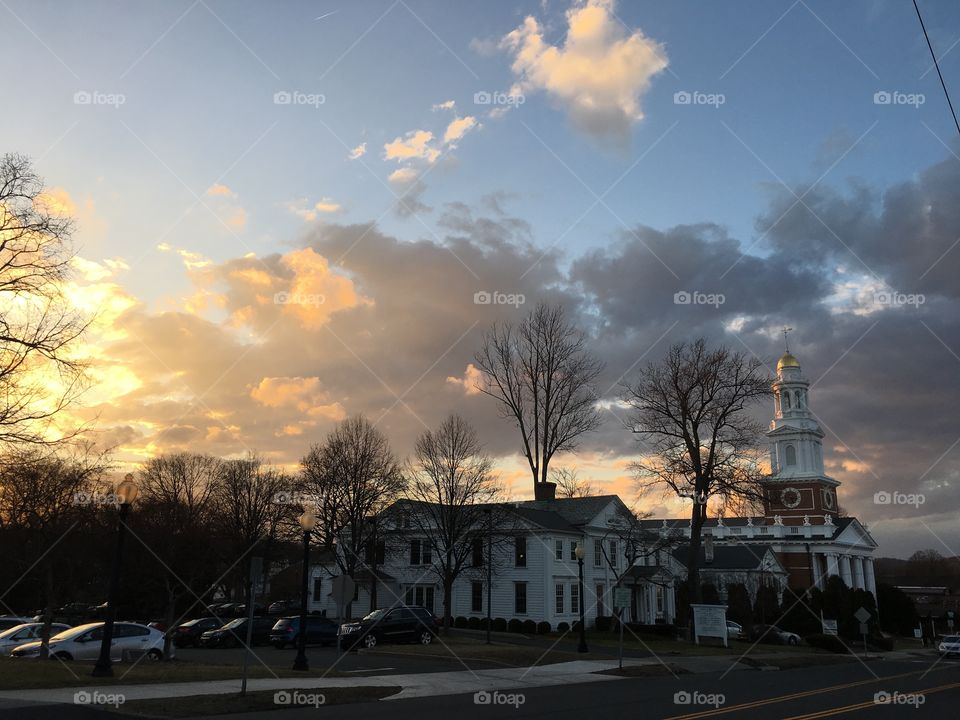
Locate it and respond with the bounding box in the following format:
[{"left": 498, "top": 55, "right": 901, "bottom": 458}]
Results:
[
  {"left": 234, "top": 604, "right": 264, "bottom": 617},
  {"left": 172, "top": 618, "right": 222, "bottom": 647},
  {"left": 938, "top": 635, "right": 960, "bottom": 657},
  {"left": 199, "top": 617, "right": 275, "bottom": 648},
  {"left": 339, "top": 606, "right": 437, "bottom": 650},
  {"left": 270, "top": 616, "right": 339, "bottom": 649},
  {"left": 726, "top": 621, "right": 744, "bottom": 640},
  {"left": 0, "top": 623, "right": 70, "bottom": 653},
  {"left": 267, "top": 600, "right": 294, "bottom": 615},
  {"left": 10, "top": 622, "right": 169, "bottom": 661},
  {"left": 749, "top": 624, "right": 801, "bottom": 646},
  {"left": 0, "top": 617, "right": 34, "bottom": 632}
]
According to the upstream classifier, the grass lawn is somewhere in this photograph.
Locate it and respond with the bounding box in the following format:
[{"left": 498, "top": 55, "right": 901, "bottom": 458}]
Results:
[
  {"left": 0, "top": 658, "right": 346, "bottom": 691},
  {"left": 109, "top": 686, "right": 399, "bottom": 718}
]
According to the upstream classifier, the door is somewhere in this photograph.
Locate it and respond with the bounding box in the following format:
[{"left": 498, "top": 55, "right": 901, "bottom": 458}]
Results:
[
  {"left": 75, "top": 627, "right": 105, "bottom": 660},
  {"left": 385, "top": 608, "right": 415, "bottom": 640},
  {"left": 114, "top": 624, "right": 150, "bottom": 659}
]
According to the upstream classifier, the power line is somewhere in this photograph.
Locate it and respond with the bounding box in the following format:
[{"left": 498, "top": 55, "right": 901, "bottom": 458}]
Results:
[{"left": 914, "top": 0, "right": 960, "bottom": 138}]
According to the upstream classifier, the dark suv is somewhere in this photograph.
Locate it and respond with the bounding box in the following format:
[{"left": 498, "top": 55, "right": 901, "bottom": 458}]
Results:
[
  {"left": 173, "top": 617, "right": 222, "bottom": 647},
  {"left": 339, "top": 606, "right": 437, "bottom": 650},
  {"left": 270, "top": 616, "right": 339, "bottom": 648},
  {"left": 199, "top": 617, "right": 275, "bottom": 648}
]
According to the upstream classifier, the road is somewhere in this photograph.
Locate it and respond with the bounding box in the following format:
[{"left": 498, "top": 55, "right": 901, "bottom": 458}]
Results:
[{"left": 191, "top": 657, "right": 960, "bottom": 719}]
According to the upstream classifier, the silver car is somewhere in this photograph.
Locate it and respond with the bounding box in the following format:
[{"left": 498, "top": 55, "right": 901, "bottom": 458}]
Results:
[
  {"left": 938, "top": 635, "right": 960, "bottom": 657},
  {"left": 10, "top": 622, "right": 169, "bottom": 661},
  {"left": 0, "top": 623, "right": 70, "bottom": 653}
]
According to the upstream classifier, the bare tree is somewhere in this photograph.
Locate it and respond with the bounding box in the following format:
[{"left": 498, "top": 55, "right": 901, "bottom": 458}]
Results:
[
  {"left": 137, "top": 453, "right": 221, "bottom": 659},
  {"left": 404, "top": 415, "right": 501, "bottom": 629},
  {"left": 0, "top": 442, "right": 108, "bottom": 657},
  {"left": 0, "top": 154, "right": 89, "bottom": 445},
  {"left": 550, "top": 467, "right": 597, "bottom": 498},
  {"left": 622, "top": 339, "right": 769, "bottom": 628},
  {"left": 211, "top": 454, "right": 293, "bottom": 600},
  {"left": 303, "top": 416, "right": 404, "bottom": 615},
  {"left": 474, "top": 302, "right": 604, "bottom": 497}
]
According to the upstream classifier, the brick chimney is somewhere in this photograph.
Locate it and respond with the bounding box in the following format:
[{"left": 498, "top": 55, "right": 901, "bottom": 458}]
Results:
[{"left": 534, "top": 481, "right": 557, "bottom": 501}]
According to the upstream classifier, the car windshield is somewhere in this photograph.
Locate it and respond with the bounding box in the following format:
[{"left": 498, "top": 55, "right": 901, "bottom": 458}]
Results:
[
  {"left": 362, "top": 609, "right": 387, "bottom": 622},
  {"left": 52, "top": 625, "right": 95, "bottom": 642},
  {"left": 222, "top": 619, "right": 245, "bottom": 629},
  {"left": 0, "top": 624, "right": 30, "bottom": 639},
  {"left": 944, "top": 636, "right": 960, "bottom": 643}
]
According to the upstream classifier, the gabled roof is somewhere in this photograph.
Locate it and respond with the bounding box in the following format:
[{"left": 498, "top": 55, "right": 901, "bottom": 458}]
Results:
[
  {"left": 508, "top": 505, "right": 579, "bottom": 533},
  {"left": 518, "top": 495, "right": 625, "bottom": 527},
  {"left": 671, "top": 544, "right": 781, "bottom": 571}
]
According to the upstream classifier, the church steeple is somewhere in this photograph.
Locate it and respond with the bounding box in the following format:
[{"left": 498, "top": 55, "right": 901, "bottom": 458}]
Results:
[{"left": 763, "top": 338, "right": 840, "bottom": 523}]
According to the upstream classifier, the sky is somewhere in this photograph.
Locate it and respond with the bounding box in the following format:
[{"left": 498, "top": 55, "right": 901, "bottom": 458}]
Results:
[{"left": 3, "top": 0, "right": 960, "bottom": 558}]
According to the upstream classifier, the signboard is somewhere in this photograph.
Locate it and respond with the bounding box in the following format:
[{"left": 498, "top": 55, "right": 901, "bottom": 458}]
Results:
[
  {"left": 822, "top": 619, "right": 838, "bottom": 636},
  {"left": 690, "top": 604, "right": 728, "bottom": 648},
  {"left": 854, "top": 607, "right": 872, "bottom": 624},
  {"left": 914, "top": 628, "right": 923, "bottom": 639},
  {"left": 613, "top": 588, "right": 631, "bottom": 610},
  {"left": 859, "top": 622, "right": 870, "bottom": 636},
  {"left": 331, "top": 575, "right": 356, "bottom": 608}
]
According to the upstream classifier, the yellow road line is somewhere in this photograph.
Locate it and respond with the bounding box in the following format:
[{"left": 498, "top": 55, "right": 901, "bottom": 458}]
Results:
[
  {"left": 663, "top": 668, "right": 947, "bottom": 720},
  {"left": 781, "top": 681, "right": 960, "bottom": 720}
]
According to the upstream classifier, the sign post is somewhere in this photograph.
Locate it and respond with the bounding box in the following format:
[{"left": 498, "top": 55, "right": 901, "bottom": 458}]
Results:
[
  {"left": 241, "top": 556, "right": 262, "bottom": 696},
  {"left": 854, "top": 607, "right": 871, "bottom": 657},
  {"left": 613, "top": 587, "right": 631, "bottom": 670},
  {"left": 331, "top": 575, "right": 356, "bottom": 658},
  {"left": 690, "top": 604, "right": 728, "bottom": 648}
]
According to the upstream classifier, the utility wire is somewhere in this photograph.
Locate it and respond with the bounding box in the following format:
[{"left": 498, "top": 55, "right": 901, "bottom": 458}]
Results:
[{"left": 914, "top": 0, "right": 960, "bottom": 138}]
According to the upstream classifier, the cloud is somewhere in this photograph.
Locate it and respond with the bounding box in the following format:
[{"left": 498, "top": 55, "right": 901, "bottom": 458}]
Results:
[
  {"left": 205, "top": 184, "right": 247, "bottom": 230},
  {"left": 285, "top": 197, "right": 343, "bottom": 222},
  {"left": 500, "top": 0, "right": 668, "bottom": 144},
  {"left": 384, "top": 129, "right": 440, "bottom": 163},
  {"left": 348, "top": 142, "right": 367, "bottom": 160},
  {"left": 444, "top": 116, "right": 478, "bottom": 144},
  {"left": 433, "top": 100, "right": 456, "bottom": 111},
  {"left": 446, "top": 363, "right": 483, "bottom": 395}
]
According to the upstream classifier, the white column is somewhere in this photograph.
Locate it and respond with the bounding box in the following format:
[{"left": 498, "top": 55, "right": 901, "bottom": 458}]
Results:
[
  {"left": 826, "top": 552, "right": 840, "bottom": 579},
  {"left": 648, "top": 585, "right": 656, "bottom": 623},
  {"left": 810, "top": 554, "right": 823, "bottom": 588},
  {"left": 864, "top": 558, "right": 877, "bottom": 597},
  {"left": 839, "top": 555, "right": 853, "bottom": 587},
  {"left": 853, "top": 557, "right": 865, "bottom": 590}
]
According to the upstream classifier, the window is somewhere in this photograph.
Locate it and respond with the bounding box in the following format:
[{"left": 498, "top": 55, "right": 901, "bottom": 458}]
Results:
[
  {"left": 571, "top": 583, "right": 580, "bottom": 614},
  {"left": 472, "top": 537, "right": 484, "bottom": 567},
  {"left": 555, "top": 539, "right": 563, "bottom": 560},
  {"left": 555, "top": 584, "right": 564, "bottom": 614},
  {"left": 783, "top": 392, "right": 791, "bottom": 409},
  {"left": 569, "top": 541, "right": 577, "bottom": 561},
  {"left": 471, "top": 582, "right": 483, "bottom": 613},
  {"left": 514, "top": 583, "right": 527, "bottom": 614},
  {"left": 794, "top": 390, "right": 802, "bottom": 408},
  {"left": 365, "top": 540, "right": 385, "bottom": 564},
  {"left": 410, "top": 539, "right": 431, "bottom": 565},
  {"left": 609, "top": 540, "right": 618, "bottom": 569},
  {"left": 594, "top": 539, "right": 602, "bottom": 566},
  {"left": 785, "top": 445, "right": 797, "bottom": 466},
  {"left": 407, "top": 586, "right": 434, "bottom": 612},
  {"left": 515, "top": 536, "right": 527, "bottom": 567},
  {"left": 312, "top": 576, "right": 322, "bottom": 600},
  {"left": 596, "top": 584, "right": 605, "bottom": 615}
]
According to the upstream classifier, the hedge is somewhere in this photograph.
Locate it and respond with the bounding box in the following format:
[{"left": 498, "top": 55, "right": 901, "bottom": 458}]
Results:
[
  {"left": 492, "top": 617, "right": 507, "bottom": 632},
  {"left": 537, "top": 621, "right": 551, "bottom": 635},
  {"left": 454, "top": 616, "right": 468, "bottom": 629},
  {"left": 467, "top": 616, "right": 481, "bottom": 630},
  {"left": 557, "top": 621, "right": 570, "bottom": 633},
  {"left": 522, "top": 619, "right": 537, "bottom": 634},
  {"left": 507, "top": 618, "right": 523, "bottom": 633}
]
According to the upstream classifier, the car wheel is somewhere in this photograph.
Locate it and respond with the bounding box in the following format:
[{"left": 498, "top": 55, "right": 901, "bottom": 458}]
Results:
[
  {"left": 788, "top": 636, "right": 799, "bottom": 646},
  {"left": 362, "top": 634, "right": 377, "bottom": 649},
  {"left": 146, "top": 649, "right": 163, "bottom": 661},
  {"left": 419, "top": 631, "right": 433, "bottom": 646}
]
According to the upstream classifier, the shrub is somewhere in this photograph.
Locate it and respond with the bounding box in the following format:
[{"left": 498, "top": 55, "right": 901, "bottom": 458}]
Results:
[
  {"left": 467, "top": 616, "right": 481, "bottom": 630},
  {"left": 522, "top": 619, "right": 537, "bottom": 634},
  {"left": 804, "top": 633, "right": 848, "bottom": 653},
  {"left": 626, "top": 623, "right": 676, "bottom": 638},
  {"left": 557, "top": 621, "right": 570, "bottom": 633},
  {"left": 537, "top": 621, "right": 551, "bottom": 635},
  {"left": 492, "top": 617, "right": 507, "bottom": 632},
  {"left": 595, "top": 615, "right": 612, "bottom": 632},
  {"left": 454, "top": 616, "right": 468, "bottom": 629},
  {"left": 507, "top": 618, "right": 523, "bottom": 633}
]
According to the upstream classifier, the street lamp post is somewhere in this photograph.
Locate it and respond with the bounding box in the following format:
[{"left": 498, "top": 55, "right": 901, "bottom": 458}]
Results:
[
  {"left": 293, "top": 509, "right": 317, "bottom": 672},
  {"left": 575, "top": 542, "right": 588, "bottom": 653},
  {"left": 92, "top": 474, "right": 138, "bottom": 677}
]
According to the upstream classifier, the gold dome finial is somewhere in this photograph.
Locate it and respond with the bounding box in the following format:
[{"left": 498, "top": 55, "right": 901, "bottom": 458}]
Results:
[{"left": 777, "top": 352, "right": 800, "bottom": 370}]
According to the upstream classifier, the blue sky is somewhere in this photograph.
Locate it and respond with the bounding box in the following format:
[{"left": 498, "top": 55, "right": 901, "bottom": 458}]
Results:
[{"left": 6, "top": 0, "right": 960, "bottom": 305}]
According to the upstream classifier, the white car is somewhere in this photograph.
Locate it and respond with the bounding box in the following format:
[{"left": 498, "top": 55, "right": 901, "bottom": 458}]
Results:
[
  {"left": 726, "top": 621, "right": 744, "bottom": 640},
  {"left": 10, "top": 622, "right": 169, "bottom": 661},
  {"left": 0, "top": 616, "right": 35, "bottom": 633},
  {"left": 0, "top": 623, "right": 70, "bottom": 653},
  {"left": 938, "top": 635, "right": 960, "bottom": 658}
]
